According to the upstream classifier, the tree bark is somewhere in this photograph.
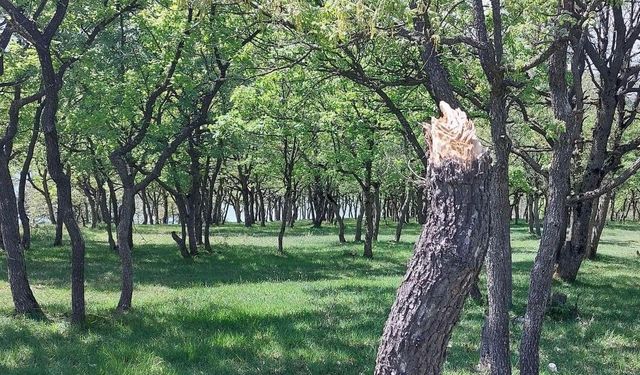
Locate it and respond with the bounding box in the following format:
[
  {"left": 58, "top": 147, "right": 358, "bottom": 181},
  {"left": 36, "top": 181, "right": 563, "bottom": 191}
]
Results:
[
  {"left": 28, "top": 168, "right": 57, "bottom": 225},
  {"left": 372, "top": 181, "right": 382, "bottom": 242},
  {"left": 95, "top": 173, "right": 116, "bottom": 250},
  {"left": 0, "top": 158, "right": 44, "bottom": 318},
  {"left": 587, "top": 193, "right": 610, "bottom": 259},
  {"left": 375, "top": 102, "right": 490, "bottom": 375},
  {"left": 394, "top": 184, "right": 411, "bottom": 243},
  {"left": 363, "top": 186, "right": 374, "bottom": 258},
  {"left": 278, "top": 137, "right": 298, "bottom": 254},
  {"left": 0, "top": 90, "right": 43, "bottom": 318},
  {"left": 519, "top": 24, "right": 584, "bottom": 374},
  {"left": 163, "top": 190, "right": 169, "bottom": 224},
  {"left": 115, "top": 187, "right": 135, "bottom": 312},
  {"left": 354, "top": 195, "right": 364, "bottom": 242},
  {"left": 479, "top": 88, "right": 512, "bottom": 375},
  {"left": 37, "top": 45, "right": 86, "bottom": 325},
  {"left": 326, "top": 192, "right": 346, "bottom": 243},
  {"left": 18, "top": 102, "right": 43, "bottom": 249}
]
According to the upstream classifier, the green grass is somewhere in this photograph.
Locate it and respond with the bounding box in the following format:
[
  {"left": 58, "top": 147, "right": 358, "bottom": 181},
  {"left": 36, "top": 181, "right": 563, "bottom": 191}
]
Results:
[{"left": 1, "top": 220, "right": 639, "bottom": 375}]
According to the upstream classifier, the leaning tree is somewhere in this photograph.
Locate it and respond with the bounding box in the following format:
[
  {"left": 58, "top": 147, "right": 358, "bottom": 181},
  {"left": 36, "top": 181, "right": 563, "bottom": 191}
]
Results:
[{"left": 375, "top": 102, "right": 490, "bottom": 375}]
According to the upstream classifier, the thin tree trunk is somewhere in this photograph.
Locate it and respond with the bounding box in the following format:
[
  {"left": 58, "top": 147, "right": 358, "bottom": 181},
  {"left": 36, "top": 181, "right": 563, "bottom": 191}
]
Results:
[
  {"left": 587, "top": 193, "right": 610, "bottom": 259},
  {"left": 96, "top": 174, "right": 116, "bottom": 250},
  {"left": 395, "top": 184, "right": 411, "bottom": 242},
  {"left": 278, "top": 190, "right": 291, "bottom": 254},
  {"left": 533, "top": 194, "right": 542, "bottom": 236},
  {"left": 363, "top": 186, "right": 374, "bottom": 258},
  {"left": 163, "top": 191, "right": 169, "bottom": 224},
  {"left": 519, "top": 27, "right": 583, "bottom": 374},
  {"left": 372, "top": 182, "right": 381, "bottom": 242},
  {"left": 327, "top": 192, "right": 346, "bottom": 243},
  {"left": 527, "top": 194, "right": 535, "bottom": 234},
  {"left": 354, "top": 195, "right": 364, "bottom": 242},
  {"left": 116, "top": 188, "right": 135, "bottom": 312},
  {"left": 18, "top": 103, "right": 43, "bottom": 249},
  {"left": 479, "top": 90, "right": 512, "bottom": 374}
]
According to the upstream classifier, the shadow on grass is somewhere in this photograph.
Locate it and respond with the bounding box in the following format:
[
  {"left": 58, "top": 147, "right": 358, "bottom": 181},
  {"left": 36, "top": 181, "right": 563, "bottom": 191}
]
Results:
[
  {"left": 23, "top": 231, "right": 412, "bottom": 292},
  {"left": 0, "top": 284, "right": 396, "bottom": 375},
  {"left": 1, "top": 222, "right": 639, "bottom": 375}
]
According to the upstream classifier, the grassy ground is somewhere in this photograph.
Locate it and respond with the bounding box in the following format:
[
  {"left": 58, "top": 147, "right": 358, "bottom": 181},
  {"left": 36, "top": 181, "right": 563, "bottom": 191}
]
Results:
[{"left": 0, "top": 220, "right": 639, "bottom": 375}]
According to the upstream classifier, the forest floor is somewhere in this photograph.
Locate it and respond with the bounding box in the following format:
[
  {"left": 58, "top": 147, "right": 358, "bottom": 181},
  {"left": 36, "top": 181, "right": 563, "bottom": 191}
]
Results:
[{"left": 0, "top": 220, "right": 639, "bottom": 375}]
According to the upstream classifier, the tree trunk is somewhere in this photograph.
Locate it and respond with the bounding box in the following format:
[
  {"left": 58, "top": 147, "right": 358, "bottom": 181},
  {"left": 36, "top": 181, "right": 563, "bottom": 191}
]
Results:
[
  {"left": 372, "top": 182, "right": 381, "bottom": 242},
  {"left": 278, "top": 138, "right": 298, "bottom": 253},
  {"left": 354, "top": 195, "right": 364, "bottom": 242},
  {"left": 533, "top": 194, "right": 542, "bottom": 236},
  {"left": 375, "top": 102, "right": 490, "bottom": 374},
  {"left": 183, "top": 195, "right": 198, "bottom": 256},
  {"left": 609, "top": 192, "right": 616, "bottom": 221},
  {"left": 0, "top": 157, "right": 44, "bottom": 318},
  {"left": 239, "top": 169, "right": 253, "bottom": 227},
  {"left": 37, "top": 50, "right": 86, "bottom": 324},
  {"left": 587, "top": 193, "right": 610, "bottom": 259},
  {"left": 527, "top": 194, "right": 535, "bottom": 234},
  {"left": 363, "top": 186, "right": 374, "bottom": 258},
  {"left": 479, "top": 91, "right": 512, "bottom": 374},
  {"left": 394, "top": 185, "right": 411, "bottom": 243},
  {"left": 140, "top": 189, "right": 149, "bottom": 225},
  {"left": 171, "top": 230, "right": 190, "bottom": 258},
  {"left": 555, "top": 198, "right": 592, "bottom": 282},
  {"left": 53, "top": 206, "right": 64, "bottom": 246},
  {"left": 415, "top": 184, "right": 428, "bottom": 224},
  {"left": 257, "top": 185, "right": 266, "bottom": 227},
  {"left": 18, "top": 103, "right": 43, "bottom": 249},
  {"left": 187, "top": 141, "right": 203, "bottom": 243},
  {"left": 519, "top": 30, "right": 583, "bottom": 375},
  {"left": 327, "top": 192, "right": 346, "bottom": 243},
  {"left": 40, "top": 170, "right": 57, "bottom": 225},
  {"left": 96, "top": 175, "right": 116, "bottom": 250},
  {"left": 116, "top": 188, "right": 136, "bottom": 312},
  {"left": 163, "top": 191, "right": 169, "bottom": 224},
  {"left": 107, "top": 178, "right": 119, "bottom": 226},
  {"left": 513, "top": 193, "right": 521, "bottom": 224},
  {"left": 278, "top": 190, "right": 291, "bottom": 254}
]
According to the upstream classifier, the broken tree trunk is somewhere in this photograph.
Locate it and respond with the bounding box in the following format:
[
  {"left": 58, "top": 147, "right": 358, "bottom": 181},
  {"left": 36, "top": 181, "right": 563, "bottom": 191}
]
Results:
[{"left": 375, "top": 102, "right": 491, "bottom": 375}]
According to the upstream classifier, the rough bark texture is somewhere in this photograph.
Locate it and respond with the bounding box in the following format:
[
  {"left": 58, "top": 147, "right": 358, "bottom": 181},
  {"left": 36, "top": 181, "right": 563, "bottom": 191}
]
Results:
[
  {"left": 0, "top": 91, "right": 43, "bottom": 317},
  {"left": 326, "top": 192, "right": 346, "bottom": 243},
  {"left": 480, "top": 91, "right": 512, "bottom": 375},
  {"left": 0, "top": 159, "right": 44, "bottom": 318},
  {"left": 38, "top": 47, "right": 87, "bottom": 325},
  {"left": 394, "top": 185, "right": 411, "bottom": 243},
  {"left": 468, "top": 0, "right": 513, "bottom": 371},
  {"left": 587, "top": 193, "right": 610, "bottom": 259},
  {"left": 354, "top": 196, "right": 364, "bottom": 242},
  {"left": 375, "top": 102, "right": 490, "bottom": 375},
  {"left": 519, "top": 22, "right": 584, "bottom": 374},
  {"left": 116, "top": 188, "right": 136, "bottom": 311},
  {"left": 18, "top": 102, "right": 43, "bottom": 249},
  {"left": 363, "top": 186, "right": 374, "bottom": 258}
]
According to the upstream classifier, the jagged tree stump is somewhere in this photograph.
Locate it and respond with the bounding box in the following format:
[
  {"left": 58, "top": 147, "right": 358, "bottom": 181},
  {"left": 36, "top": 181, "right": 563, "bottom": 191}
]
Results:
[{"left": 375, "top": 102, "right": 491, "bottom": 375}]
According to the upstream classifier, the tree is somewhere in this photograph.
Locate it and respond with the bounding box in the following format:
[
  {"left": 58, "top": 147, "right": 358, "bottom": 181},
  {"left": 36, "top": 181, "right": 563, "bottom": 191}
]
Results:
[
  {"left": 375, "top": 102, "right": 490, "bottom": 375},
  {"left": 0, "top": 0, "right": 140, "bottom": 325},
  {"left": 0, "top": 84, "right": 44, "bottom": 318},
  {"left": 519, "top": 4, "right": 586, "bottom": 372}
]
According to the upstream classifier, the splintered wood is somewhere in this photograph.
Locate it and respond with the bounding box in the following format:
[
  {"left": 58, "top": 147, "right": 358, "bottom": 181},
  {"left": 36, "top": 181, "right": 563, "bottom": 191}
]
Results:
[{"left": 424, "top": 101, "right": 485, "bottom": 167}]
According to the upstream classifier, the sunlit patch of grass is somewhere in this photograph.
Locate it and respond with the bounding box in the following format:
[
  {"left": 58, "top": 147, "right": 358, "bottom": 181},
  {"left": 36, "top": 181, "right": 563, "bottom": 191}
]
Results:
[{"left": 0, "top": 220, "right": 639, "bottom": 374}]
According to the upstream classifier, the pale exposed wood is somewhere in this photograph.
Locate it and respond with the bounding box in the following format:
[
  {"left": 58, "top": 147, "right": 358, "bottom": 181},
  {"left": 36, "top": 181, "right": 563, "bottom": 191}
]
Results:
[{"left": 424, "top": 101, "right": 485, "bottom": 167}]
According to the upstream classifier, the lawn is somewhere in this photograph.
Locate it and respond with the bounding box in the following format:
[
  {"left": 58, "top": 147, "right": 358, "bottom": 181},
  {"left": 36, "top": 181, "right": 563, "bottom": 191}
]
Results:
[{"left": 1, "top": 220, "right": 639, "bottom": 375}]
